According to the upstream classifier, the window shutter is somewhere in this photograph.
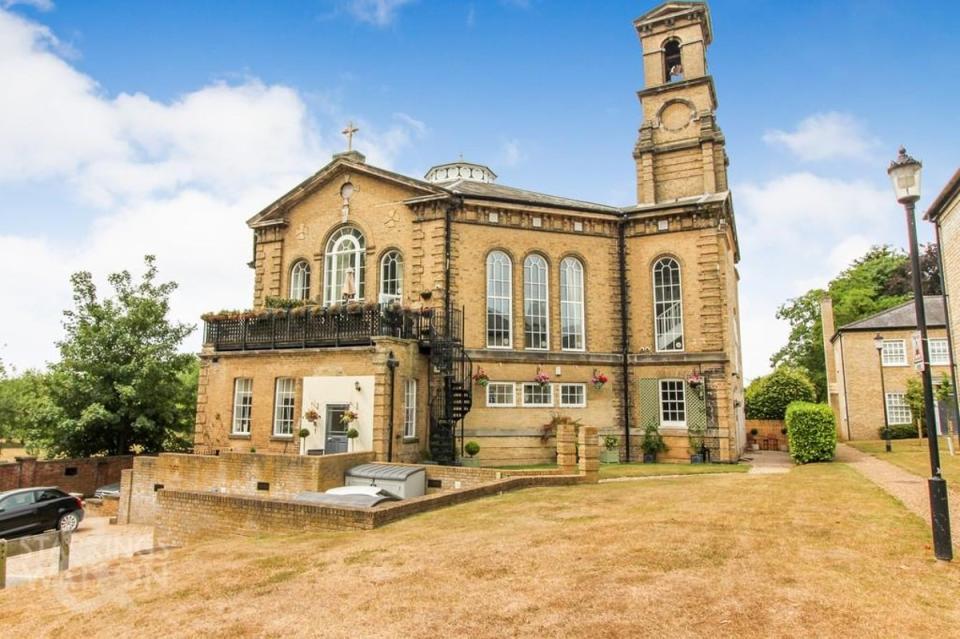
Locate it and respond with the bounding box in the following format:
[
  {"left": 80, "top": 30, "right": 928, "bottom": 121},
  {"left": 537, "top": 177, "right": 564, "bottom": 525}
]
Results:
[
  {"left": 637, "top": 378, "right": 661, "bottom": 428},
  {"left": 686, "top": 381, "right": 707, "bottom": 431}
]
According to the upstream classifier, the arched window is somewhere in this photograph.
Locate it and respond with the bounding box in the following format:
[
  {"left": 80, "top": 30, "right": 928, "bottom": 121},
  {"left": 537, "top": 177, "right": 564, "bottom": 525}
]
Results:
[
  {"left": 324, "top": 227, "right": 366, "bottom": 304},
  {"left": 290, "top": 260, "right": 311, "bottom": 301},
  {"left": 664, "top": 39, "right": 683, "bottom": 82},
  {"left": 379, "top": 250, "right": 403, "bottom": 303},
  {"left": 560, "top": 257, "right": 585, "bottom": 351},
  {"left": 653, "top": 257, "right": 683, "bottom": 352},
  {"left": 523, "top": 254, "right": 549, "bottom": 350},
  {"left": 486, "top": 251, "right": 512, "bottom": 348}
]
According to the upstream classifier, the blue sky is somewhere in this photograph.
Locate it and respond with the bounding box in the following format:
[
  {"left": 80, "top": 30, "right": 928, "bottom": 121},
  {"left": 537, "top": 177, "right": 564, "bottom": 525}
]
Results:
[{"left": 0, "top": 0, "right": 957, "bottom": 378}]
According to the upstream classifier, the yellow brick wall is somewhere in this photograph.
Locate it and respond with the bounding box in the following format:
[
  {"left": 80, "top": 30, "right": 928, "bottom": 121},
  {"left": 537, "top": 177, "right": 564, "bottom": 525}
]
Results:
[{"left": 936, "top": 193, "right": 960, "bottom": 386}]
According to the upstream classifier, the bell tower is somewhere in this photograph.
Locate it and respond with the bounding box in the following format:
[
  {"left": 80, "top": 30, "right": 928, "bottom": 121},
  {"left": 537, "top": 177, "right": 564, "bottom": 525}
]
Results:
[{"left": 633, "top": 1, "right": 728, "bottom": 205}]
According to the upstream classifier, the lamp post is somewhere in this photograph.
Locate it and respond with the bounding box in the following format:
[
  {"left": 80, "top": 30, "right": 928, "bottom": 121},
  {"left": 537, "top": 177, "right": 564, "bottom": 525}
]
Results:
[
  {"left": 874, "top": 334, "right": 892, "bottom": 453},
  {"left": 888, "top": 147, "right": 952, "bottom": 560}
]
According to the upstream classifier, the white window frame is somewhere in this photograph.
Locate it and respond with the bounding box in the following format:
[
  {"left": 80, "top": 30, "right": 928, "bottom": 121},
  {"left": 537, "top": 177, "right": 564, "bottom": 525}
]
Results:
[
  {"left": 560, "top": 257, "right": 585, "bottom": 351},
  {"left": 929, "top": 338, "right": 950, "bottom": 366},
  {"left": 290, "top": 260, "right": 311, "bottom": 301},
  {"left": 559, "top": 383, "right": 586, "bottom": 408},
  {"left": 653, "top": 257, "right": 684, "bottom": 352},
  {"left": 885, "top": 392, "right": 912, "bottom": 425},
  {"left": 379, "top": 250, "right": 403, "bottom": 304},
  {"left": 231, "top": 378, "right": 253, "bottom": 435},
  {"left": 521, "top": 382, "right": 554, "bottom": 407},
  {"left": 486, "top": 382, "right": 516, "bottom": 407},
  {"left": 659, "top": 379, "right": 686, "bottom": 428},
  {"left": 881, "top": 339, "right": 907, "bottom": 367},
  {"left": 486, "top": 251, "right": 513, "bottom": 349},
  {"left": 272, "top": 378, "right": 296, "bottom": 437},
  {"left": 403, "top": 378, "right": 417, "bottom": 439},
  {"left": 523, "top": 254, "right": 549, "bottom": 350},
  {"left": 323, "top": 227, "right": 366, "bottom": 304}
]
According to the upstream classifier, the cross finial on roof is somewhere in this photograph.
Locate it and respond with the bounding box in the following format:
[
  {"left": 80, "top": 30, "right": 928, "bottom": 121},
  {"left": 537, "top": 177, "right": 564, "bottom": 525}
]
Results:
[{"left": 342, "top": 121, "right": 359, "bottom": 151}]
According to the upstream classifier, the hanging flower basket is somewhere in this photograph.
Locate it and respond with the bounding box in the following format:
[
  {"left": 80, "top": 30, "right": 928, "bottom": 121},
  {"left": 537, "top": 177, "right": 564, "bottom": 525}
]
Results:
[
  {"left": 687, "top": 371, "right": 703, "bottom": 388},
  {"left": 534, "top": 367, "right": 551, "bottom": 388},
  {"left": 303, "top": 409, "right": 320, "bottom": 424},
  {"left": 473, "top": 367, "right": 490, "bottom": 387},
  {"left": 340, "top": 409, "right": 359, "bottom": 426},
  {"left": 592, "top": 369, "right": 609, "bottom": 390}
]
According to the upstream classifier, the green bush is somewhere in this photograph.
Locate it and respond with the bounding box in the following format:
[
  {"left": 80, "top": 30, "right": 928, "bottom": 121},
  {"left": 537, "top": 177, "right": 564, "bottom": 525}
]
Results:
[
  {"left": 464, "top": 441, "right": 480, "bottom": 457},
  {"left": 878, "top": 423, "right": 917, "bottom": 440},
  {"left": 745, "top": 367, "right": 817, "bottom": 420},
  {"left": 785, "top": 402, "right": 836, "bottom": 464}
]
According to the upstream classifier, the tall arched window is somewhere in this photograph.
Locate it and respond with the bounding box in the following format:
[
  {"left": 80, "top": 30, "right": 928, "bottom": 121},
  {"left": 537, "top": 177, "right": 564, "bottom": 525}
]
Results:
[
  {"left": 653, "top": 257, "right": 684, "bottom": 352},
  {"left": 290, "top": 260, "right": 311, "bottom": 301},
  {"left": 560, "top": 257, "right": 585, "bottom": 351},
  {"left": 324, "top": 227, "right": 365, "bottom": 304},
  {"left": 664, "top": 39, "right": 683, "bottom": 82},
  {"left": 523, "top": 254, "right": 549, "bottom": 350},
  {"left": 379, "top": 250, "right": 403, "bottom": 303},
  {"left": 486, "top": 251, "right": 512, "bottom": 348}
]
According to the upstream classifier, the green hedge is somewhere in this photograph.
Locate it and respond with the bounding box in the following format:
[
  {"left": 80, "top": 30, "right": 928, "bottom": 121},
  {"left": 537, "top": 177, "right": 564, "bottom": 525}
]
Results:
[
  {"left": 878, "top": 423, "right": 918, "bottom": 440},
  {"left": 785, "top": 402, "right": 836, "bottom": 464}
]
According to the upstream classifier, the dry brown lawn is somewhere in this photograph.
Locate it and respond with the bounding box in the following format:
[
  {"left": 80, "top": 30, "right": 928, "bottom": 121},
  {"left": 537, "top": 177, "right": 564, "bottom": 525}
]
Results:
[{"left": 2, "top": 463, "right": 959, "bottom": 638}]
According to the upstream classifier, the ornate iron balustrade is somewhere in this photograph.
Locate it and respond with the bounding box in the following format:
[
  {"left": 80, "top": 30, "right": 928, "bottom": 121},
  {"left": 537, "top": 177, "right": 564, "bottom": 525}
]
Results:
[{"left": 203, "top": 305, "right": 462, "bottom": 352}]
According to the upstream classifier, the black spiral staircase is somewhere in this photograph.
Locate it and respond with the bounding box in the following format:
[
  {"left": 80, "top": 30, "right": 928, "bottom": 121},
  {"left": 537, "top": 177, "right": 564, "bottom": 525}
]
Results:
[{"left": 421, "top": 308, "right": 473, "bottom": 465}]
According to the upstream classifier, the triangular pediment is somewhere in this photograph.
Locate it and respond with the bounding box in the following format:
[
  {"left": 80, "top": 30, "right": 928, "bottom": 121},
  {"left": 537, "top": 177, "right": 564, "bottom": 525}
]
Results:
[
  {"left": 247, "top": 156, "right": 449, "bottom": 228},
  {"left": 633, "top": 1, "right": 711, "bottom": 43}
]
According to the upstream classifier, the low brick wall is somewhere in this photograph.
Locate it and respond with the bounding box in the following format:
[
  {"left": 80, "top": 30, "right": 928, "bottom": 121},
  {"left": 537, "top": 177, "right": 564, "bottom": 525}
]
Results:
[
  {"left": 119, "top": 450, "right": 375, "bottom": 526},
  {"left": 154, "top": 473, "right": 583, "bottom": 545},
  {"left": 0, "top": 455, "right": 132, "bottom": 496},
  {"left": 746, "top": 419, "right": 787, "bottom": 451}
]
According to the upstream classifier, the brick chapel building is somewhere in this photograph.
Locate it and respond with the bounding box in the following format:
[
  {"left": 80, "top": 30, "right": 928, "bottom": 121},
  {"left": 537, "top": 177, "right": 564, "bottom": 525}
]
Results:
[{"left": 193, "top": 1, "right": 747, "bottom": 465}]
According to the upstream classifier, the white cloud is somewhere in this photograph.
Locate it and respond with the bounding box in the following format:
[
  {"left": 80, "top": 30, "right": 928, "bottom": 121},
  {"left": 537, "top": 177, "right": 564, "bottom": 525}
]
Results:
[
  {"left": 500, "top": 138, "right": 525, "bottom": 167},
  {"left": 0, "top": 0, "right": 53, "bottom": 11},
  {"left": 763, "top": 112, "right": 878, "bottom": 162},
  {"left": 0, "top": 8, "right": 426, "bottom": 370},
  {"left": 341, "top": 0, "right": 415, "bottom": 27}
]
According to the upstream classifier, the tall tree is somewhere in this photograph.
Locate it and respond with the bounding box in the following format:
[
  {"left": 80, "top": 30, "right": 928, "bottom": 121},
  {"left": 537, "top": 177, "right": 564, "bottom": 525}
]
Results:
[
  {"left": 38, "top": 256, "right": 197, "bottom": 457},
  {"left": 771, "top": 245, "right": 939, "bottom": 400}
]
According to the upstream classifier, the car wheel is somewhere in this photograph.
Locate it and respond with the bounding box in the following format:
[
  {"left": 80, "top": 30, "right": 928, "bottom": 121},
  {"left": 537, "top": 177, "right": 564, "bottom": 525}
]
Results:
[{"left": 58, "top": 511, "right": 80, "bottom": 533}]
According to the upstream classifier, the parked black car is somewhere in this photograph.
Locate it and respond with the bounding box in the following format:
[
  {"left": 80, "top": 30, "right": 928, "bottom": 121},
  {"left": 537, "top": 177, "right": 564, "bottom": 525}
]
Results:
[{"left": 0, "top": 487, "right": 85, "bottom": 539}]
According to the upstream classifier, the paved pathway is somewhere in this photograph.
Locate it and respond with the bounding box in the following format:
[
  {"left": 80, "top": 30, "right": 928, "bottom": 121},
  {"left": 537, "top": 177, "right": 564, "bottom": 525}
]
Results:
[
  {"left": 836, "top": 443, "right": 960, "bottom": 552},
  {"left": 742, "top": 450, "right": 792, "bottom": 474},
  {"left": 4, "top": 517, "right": 154, "bottom": 588}
]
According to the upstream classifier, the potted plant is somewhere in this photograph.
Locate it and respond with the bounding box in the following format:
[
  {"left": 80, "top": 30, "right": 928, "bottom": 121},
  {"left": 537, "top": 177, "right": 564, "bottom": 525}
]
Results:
[
  {"left": 749, "top": 427, "right": 760, "bottom": 451},
  {"left": 687, "top": 370, "right": 704, "bottom": 399},
  {"left": 534, "top": 367, "right": 550, "bottom": 388},
  {"left": 592, "top": 369, "right": 609, "bottom": 390},
  {"left": 688, "top": 423, "right": 706, "bottom": 463},
  {"left": 346, "top": 428, "right": 360, "bottom": 452},
  {"left": 462, "top": 441, "right": 481, "bottom": 467},
  {"left": 473, "top": 367, "right": 490, "bottom": 388},
  {"left": 600, "top": 435, "right": 619, "bottom": 463},
  {"left": 640, "top": 421, "right": 667, "bottom": 463}
]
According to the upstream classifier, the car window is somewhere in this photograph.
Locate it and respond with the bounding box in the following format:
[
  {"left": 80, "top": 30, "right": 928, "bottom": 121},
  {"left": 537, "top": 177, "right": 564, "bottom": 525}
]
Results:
[
  {"left": 1, "top": 491, "right": 36, "bottom": 510},
  {"left": 36, "top": 489, "right": 63, "bottom": 502}
]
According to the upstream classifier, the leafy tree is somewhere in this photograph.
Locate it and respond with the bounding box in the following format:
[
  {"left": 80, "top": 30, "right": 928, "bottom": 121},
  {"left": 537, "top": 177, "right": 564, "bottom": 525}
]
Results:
[
  {"left": 33, "top": 256, "right": 197, "bottom": 457},
  {"left": 772, "top": 245, "right": 940, "bottom": 399},
  {"left": 745, "top": 366, "right": 817, "bottom": 420},
  {"left": 904, "top": 377, "right": 926, "bottom": 436},
  {"left": 0, "top": 369, "right": 59, "bottom": 450}
]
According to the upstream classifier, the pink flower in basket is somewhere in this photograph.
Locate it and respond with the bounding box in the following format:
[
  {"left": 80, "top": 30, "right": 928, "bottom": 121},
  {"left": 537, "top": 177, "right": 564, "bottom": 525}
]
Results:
[
  {"left": 592, "top": 370, "right": 609, "bottom": 390},
  {"left": 534, "top": 371, "right": 551, "bottom": 387},
  {"left": 473, "top": 367, "right": 490, "bottom": 387}
]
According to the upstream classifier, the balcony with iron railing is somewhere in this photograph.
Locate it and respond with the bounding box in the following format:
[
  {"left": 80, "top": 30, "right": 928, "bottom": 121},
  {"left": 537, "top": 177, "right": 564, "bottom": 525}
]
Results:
[{"left": 202, "top": 304, "right": 462, "bottom": 352}]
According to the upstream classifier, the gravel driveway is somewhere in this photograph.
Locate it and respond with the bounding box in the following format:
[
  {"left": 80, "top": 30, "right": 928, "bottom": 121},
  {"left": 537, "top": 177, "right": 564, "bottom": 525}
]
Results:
[{"left": 4, "top": 517, "right": 154, "bottom": 588}]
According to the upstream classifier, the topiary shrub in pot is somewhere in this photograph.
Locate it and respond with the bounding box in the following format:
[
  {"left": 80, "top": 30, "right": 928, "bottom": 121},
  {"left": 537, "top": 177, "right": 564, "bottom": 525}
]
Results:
[
  {"left": 785, "top": 401, "right": 836, "bottom": 464},
  {"left": 462, "top": 440, "right": 481, "bottom": 467},
  {"left": 640, "top": 421, "right": 667, "bottom": 463}
]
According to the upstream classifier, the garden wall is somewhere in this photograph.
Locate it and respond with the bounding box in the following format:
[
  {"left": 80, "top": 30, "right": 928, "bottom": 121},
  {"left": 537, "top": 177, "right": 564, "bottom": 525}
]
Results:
[
  {"left": 0, "top": 455, "right": 132, "bottom": 496},
  {"left": 118, "top": 450, "right": 374, "bottom": 525},
  {"left": 746, "top": 419, "right": 787, "bottom": 452}
]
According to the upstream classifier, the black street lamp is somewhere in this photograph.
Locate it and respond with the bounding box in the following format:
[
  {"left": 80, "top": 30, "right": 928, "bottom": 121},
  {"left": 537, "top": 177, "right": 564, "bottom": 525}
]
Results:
[
  {"left": 888, "top": 147, "right": 952, "bottom": 561},
  {"left": 874, "top": 333, "right": 892, "bottom": 453}
]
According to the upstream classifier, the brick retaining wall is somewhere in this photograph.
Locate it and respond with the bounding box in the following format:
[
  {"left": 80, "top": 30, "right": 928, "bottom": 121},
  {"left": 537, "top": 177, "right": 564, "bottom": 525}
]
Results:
[
  {"left": 745, "top": 419, "right": 787, "bottom": 452},
  {"left": 0, "top": 455, "right": 132, "bottom": 496},
  {"left": 154, "top": 473, "right": 583, "bottom": 545}
]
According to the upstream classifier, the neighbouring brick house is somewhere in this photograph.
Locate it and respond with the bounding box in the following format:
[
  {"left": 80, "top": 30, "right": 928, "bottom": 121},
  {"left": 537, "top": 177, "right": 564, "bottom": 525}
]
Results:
[
  {"left": 193, "top": 1, "right": 746, "bottom": 465},
  {"left": 925, "top": 168, "right": 960, "bottom": 396},
  {"left": 822, "top": 296, "right": 953, "bottom": 441}
]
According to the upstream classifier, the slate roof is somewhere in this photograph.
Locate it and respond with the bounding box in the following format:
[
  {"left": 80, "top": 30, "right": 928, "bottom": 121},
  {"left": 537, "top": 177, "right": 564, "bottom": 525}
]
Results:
[
  {"left": 838, "top": 296, "right": 946, "bottom": 332},
  {"left": 442, "top": 179, "right": 621, "bottom": 215}
]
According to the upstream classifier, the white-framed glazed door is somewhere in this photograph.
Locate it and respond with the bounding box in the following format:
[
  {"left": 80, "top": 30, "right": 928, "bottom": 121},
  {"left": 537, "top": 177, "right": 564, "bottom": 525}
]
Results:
[{"left": 325, "top": 404, "right": 350, "bottom": 453}]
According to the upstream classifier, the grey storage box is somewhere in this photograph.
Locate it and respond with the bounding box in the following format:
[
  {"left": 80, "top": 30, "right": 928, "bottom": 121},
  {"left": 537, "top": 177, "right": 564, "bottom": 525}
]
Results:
[{"left": 344, "top": 464, "right": 426, "bottom": 499}]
